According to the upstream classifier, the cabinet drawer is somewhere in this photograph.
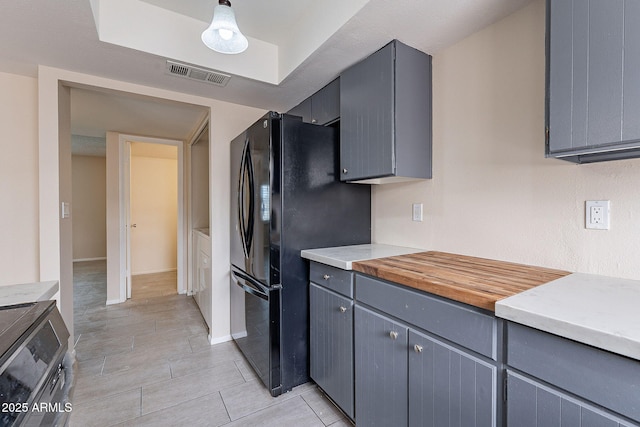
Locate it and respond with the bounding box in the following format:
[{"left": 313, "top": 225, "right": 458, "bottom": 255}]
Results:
[
  {"left": 355, "top": 274, "right": 498, "bottom": 359},
  {"left": 508, "top": 322, "right": 640, "bottom": 423},
  {"left": 310, "top": 262, "right": 354, "bottom": 298}
]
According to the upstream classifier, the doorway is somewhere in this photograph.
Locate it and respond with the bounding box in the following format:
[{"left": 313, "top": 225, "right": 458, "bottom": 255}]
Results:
[
  {"left": 128, "top": 141, "right": 179, "bottom": 299},
  {"left": 119, "top": 135, "right": 186, "bottom": 303}
]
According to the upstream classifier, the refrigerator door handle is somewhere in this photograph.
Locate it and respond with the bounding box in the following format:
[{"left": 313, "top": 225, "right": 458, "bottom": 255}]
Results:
[
  {"left": 231, "top": 266, "right": 269, "bottom": 300},
  {"left": 238, "top": 138, "right": 255, "bottom": 260}
]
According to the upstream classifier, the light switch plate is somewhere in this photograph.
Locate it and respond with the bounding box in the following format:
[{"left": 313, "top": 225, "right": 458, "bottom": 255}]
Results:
[
  {"left": 412, "top": 203, "right": 423, "bottom": 222},
  {"left": 61, "top": 202, "right": 71, "bottom": 219},
  {"left": 585, "top": 200, "right": 610, "bottom": 230}
]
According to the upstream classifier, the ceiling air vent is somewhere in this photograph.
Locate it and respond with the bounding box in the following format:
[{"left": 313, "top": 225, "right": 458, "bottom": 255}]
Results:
[{"left": 165, "top": 60, "right": 231, "bottom": 87}]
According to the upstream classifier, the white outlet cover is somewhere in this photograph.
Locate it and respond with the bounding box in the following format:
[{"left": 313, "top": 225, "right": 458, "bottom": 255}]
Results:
[{"left": 585, "top": 200, "right": 610, "bottom": 230}]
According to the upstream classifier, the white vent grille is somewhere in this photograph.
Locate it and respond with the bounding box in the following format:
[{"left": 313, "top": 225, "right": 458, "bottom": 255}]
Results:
[{"left": 165, "top": 60, "right": 231, "bottom": 87}]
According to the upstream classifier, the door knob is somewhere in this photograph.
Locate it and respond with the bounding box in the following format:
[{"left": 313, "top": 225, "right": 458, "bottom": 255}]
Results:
[{"left": 131, "top": 224, "right": 137, "bottom": 228}]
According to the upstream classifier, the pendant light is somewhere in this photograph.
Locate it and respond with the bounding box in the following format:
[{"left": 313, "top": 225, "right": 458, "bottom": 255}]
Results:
[{"left": 201, "top": 0, "right": 248, "bottom": 54}]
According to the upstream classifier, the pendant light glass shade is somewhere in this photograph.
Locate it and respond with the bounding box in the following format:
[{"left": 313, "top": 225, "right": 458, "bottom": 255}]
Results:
[{"left": 201, "top": 3, "right": 248, "bottom": 54}]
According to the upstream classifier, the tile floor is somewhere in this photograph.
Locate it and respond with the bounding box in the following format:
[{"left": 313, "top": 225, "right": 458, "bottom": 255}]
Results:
[{"left": 70, "top": 261, "right": 348, "bottom": 427}]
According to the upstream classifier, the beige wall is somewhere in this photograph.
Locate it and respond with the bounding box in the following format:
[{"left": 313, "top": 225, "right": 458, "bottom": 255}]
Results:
[
  {"left": 130, "top": 151, "right": 178, "bottom": 274},
  {"left": 72, "top": 155, "right": 107, "bottom": 260},
  {"left": 372, "top": 0, "right": 640, "bottom": 280},
  {"left": 0, "top": 72, "right": 39, "bottom": 286}
]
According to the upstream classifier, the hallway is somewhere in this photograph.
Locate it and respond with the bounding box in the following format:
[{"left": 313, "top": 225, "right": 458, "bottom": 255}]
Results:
[{"left": 70, "top": 261, "right": 347, "bottom": 426}]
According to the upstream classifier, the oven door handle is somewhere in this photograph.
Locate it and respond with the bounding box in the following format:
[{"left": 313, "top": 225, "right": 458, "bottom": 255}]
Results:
[{"left": 231, "top": 267, "right": 269, "bottom": 301}]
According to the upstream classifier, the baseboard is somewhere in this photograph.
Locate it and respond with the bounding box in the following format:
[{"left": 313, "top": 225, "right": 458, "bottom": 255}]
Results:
[
  {"left": 131, "top": 268, "right": 177, "bottom": 275},
  {"left": 209, "top": 334, "right": 232, "bottom": 345},
  {"left": 106, "top": 298, "right": 125, "bottom": 305},
  {"left": 73, "top": 257, "right": 107, "bottom": 262}
]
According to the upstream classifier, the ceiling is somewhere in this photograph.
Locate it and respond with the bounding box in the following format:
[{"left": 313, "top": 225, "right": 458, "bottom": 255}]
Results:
[
  {"left": 140, "top": 0, "right": 317, "bottom": 46},
  {"left": 0, "top": 0, "right": 533, "bottom": 149}
]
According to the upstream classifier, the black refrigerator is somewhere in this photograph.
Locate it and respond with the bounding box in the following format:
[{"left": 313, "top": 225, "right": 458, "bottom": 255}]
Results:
[{"left": 230, "top": 112, "right": 371, "bottom": 396}]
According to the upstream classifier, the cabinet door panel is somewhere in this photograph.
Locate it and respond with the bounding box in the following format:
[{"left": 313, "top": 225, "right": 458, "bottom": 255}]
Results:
[
  {"left": 622, "top": 1, "right": 640, "bottom": 140},
  {"left": 548, "top": 0, "right": 574, "bottom": 151},
  {"left": 287, "top": 97, "right": 311, "bottom": 123},
  {"left": 409, "top": 329, "right": 496, "bottom": 427},
  {"left": 340, "top": 42, "right": 395, "bottom": 181},
  {"left": 312, "top": 78, "right": 340, "bottom": 125},
  {"left": 586, "top": 0, "right": 624, "bottom": 146},
  {"left": 548, "top": 0, "right": 640, "bottom": 158},
  {"left": 310, "top": 284, "right": 354, "bottom": 418},
  {"left": 355, "top": 305, "right": 408, "bottom": 426},
  {"left": 507, "top": 371, "right": 633, "bottom": 427}
]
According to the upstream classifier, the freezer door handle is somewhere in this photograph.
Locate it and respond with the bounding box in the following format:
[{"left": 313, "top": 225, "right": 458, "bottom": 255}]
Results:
[{"left": 231, "top": 266, "right": 269, "bottom": 300}]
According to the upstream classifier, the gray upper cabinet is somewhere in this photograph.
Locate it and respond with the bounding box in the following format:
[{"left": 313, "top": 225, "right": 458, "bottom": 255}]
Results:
[
  {"left": 287, "top": 78, "right": 340, "bottom": 126},
  {"left": 547, "top": 0, "right": 640, "bottom": 163},
  {"left": 340, "top": 39, "right": 432, "bottom": 183},
  {"left": 287, "top": 97, "right": 311, "bottom": 123}
]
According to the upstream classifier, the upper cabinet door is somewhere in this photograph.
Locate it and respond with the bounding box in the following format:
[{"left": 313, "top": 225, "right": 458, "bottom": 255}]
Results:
[
  {"left": 286, "top": 78, "right": 340, "bottom": 126},
  {"left": 547, "top": 0, "right": 640, "bottom": 163},
  {"left": 340, "top": 40, "right": 432, "bottom": 183},
  {"left": 310, "top": 78, "right": 340, "bottom": 125},
  {"left": 287, "top": 97, "right": 311, "bottom": 123},
  {"left": 341, "top": 42, "right": 396, "bottom": 182}
]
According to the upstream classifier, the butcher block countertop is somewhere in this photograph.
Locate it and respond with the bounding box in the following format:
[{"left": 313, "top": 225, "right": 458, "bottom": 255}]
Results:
[{"left": 352, "top": 251, "right": 570, "bottom": 312}]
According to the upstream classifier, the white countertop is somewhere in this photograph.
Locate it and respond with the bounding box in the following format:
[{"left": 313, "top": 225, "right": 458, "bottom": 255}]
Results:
[
  {"left": 496, "top": 273, "right": 640, "bottom": 361},
  {"left": 0, "top": 281, "right": 59, "bottom": 306},
  {"left": 301, "top": 244, "right": 423, "bottom": 270}
]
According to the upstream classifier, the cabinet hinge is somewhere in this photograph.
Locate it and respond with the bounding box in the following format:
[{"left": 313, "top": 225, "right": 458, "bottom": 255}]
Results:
[
  {"left": 503, "top": 377, "right": 508, "bottom": 402},
  {"left": 545, "top": 126, "right": 550, "bottom": 146}
]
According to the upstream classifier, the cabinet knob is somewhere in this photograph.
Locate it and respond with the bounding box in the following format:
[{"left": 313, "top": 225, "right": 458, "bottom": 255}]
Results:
[
  {"left": 311, "top": 118, "right": 318, "bottom": 124},
  {"left": 342, "top": 168, "right": 348, "bottom": 174},
  {"left": 323, "top": 274, "right": 330, "bottom": 280},
  {"left": 389, "top": 331, "right": 398, "bottom": 340},
  {"left": 339, "top": 306, "right": 347, "bottom": 313},
  {"left": 414, "top": 344, "right": 423, "bottom": 353}
]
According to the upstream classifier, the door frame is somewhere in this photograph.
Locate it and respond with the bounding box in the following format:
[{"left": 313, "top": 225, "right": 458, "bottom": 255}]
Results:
[{"left": 119, "top": 134, "right": 186, "bottom": 301}]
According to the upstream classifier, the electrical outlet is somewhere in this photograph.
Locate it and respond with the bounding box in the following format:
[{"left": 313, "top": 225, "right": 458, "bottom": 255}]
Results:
[
  {"left": 585, "top": 201, "right": 610, "bottom": 230},
  {"left": 412, "top": 203, "right": 423, "bottom": 222}
]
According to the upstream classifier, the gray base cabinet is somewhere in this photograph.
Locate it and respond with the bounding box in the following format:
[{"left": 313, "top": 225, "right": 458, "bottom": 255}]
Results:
[
  {"left": 546, "top": 0, "right": 640, "bottom": 163},
  {"left": 355, "top": 305, "right": 408, "bottom": 426},
  {"left": 409, "top": 329, "right": 497, "bottom": 427},
  {"left": 506, "top": 322, "right": 640, "bottom": 426},
  {"left": 507, "top": 371, "right": 635, "bottom": 427},
  {"left": 355, "top": 274, "right": 501, "bottom": 427},
  {"left": 309, "top": 283, "right": 354, "bottom": 419},
  {"left": 309, "top": 262, "right": 355, "bottom": 419}
]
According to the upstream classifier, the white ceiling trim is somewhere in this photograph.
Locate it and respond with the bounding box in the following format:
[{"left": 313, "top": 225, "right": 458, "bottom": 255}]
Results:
[
  {"left": 90, "top": 0, "right": 370, "bottom": 85},
  {"left": 91, "top": 0, "right": 278, "bottom": 83}
]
